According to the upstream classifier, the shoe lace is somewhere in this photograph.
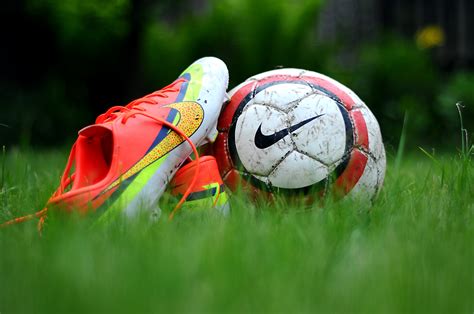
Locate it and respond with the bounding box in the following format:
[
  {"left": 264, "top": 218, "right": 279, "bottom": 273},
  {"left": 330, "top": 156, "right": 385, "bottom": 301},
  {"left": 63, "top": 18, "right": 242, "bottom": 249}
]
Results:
[
  {"left": 1, "top": 78, "right": 199, "bottom": 232},
  {"left": 95, "top": 78, "right": 185, "bottom": 124}
]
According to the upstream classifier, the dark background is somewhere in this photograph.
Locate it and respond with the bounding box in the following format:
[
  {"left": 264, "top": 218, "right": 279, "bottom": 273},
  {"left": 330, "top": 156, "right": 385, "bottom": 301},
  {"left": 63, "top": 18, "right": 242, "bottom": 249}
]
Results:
[{"left": 1, "top": 0, "right": 473, "bottom": 151}]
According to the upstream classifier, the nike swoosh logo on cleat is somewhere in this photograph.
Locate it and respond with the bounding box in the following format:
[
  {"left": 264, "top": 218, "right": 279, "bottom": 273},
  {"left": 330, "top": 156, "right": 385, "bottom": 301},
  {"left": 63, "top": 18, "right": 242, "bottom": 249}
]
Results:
[
  {"left": 254, "top": 114, "right": 324, "bottom": 149},
  {"left": 104, "top": 101, "right": 204, "bottom": 193}
]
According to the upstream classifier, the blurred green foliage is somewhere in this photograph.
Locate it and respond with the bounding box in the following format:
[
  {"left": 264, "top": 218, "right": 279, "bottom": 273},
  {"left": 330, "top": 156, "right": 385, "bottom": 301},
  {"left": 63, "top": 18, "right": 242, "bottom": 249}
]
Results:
[
  {"left": 141, "top": 0, "right": 326, "bottom": 88},
  {"left": 345, "top": 36, "right": 473, "bottom": 148},
  {"left": 27, "top": 0, "right": 130, "bottom": 43},
  {"left": 438, "top": 72, "right": 474, "bottom": 128},
  {"left": 347, "top": 36, "right": 441, "bottom": 146},
  {"left": 0, "top": 0, "right": 472, "bottom": 150}
]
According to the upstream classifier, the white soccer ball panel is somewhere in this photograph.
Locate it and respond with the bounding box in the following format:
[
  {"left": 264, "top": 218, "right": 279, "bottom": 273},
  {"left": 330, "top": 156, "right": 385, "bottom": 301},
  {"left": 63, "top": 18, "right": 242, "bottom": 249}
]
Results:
[
  {"left": 252, "top": 83, "right": 314, "bottom": 112},
  {"left": 234, "top": 104, "right": 292, "bottom": 176},
  {"left": 227, "top": 80, "right": 256, "bottom": 98},
  {"left": 290, "top": 94, "right": 347, "bottom": 165},
  {"left": 268, "top": 151, "right": 329, "bottom": 189},
  {"left": 357, "top": 105, "right": 386, "bottom": 163}
]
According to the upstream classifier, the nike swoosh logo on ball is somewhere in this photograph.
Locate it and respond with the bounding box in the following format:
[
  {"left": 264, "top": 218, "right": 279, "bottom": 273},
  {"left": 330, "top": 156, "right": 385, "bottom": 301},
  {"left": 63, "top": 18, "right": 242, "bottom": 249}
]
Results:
[{"left": 254, "top": 114, "right": 324, "bottom": 149}]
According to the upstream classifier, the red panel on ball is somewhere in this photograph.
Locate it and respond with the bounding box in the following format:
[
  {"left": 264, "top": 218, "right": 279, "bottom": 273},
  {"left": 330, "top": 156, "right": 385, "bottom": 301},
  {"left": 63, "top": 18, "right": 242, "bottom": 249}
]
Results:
[
  {"left": 300, "top": 76, "right": 355, "bottom": 110},
  {"left": 334, "top": 149, "right": 368, "bottom": 195},
  {"left": 218, "top": 80, "right": 258, "bottom": 131},
  {"left": 224, "top": 169, "right": 273, "bottom": 200},
  {"left": 223, "top": 169, "right": 242, "bottom": 192},
  {"left": 212, "top": 132, "right": 234, "bottom": 176},
  {"left": 351, "top": 110, "right": 369, "bottom": 150}
]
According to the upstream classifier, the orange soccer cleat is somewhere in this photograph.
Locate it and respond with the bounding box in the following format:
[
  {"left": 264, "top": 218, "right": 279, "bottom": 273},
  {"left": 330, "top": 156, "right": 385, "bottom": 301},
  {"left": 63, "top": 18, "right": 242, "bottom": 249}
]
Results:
[
  {"left": 2, "top": 57, "right": 229, "bottom": 229},
  {"left": 170, "top": 156, "right": 230, "bottom": 217}
]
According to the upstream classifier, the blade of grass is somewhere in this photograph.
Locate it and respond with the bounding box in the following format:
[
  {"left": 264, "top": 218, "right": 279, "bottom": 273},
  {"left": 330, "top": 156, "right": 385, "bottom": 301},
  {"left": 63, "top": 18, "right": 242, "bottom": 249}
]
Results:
[
  {"left": 419, "top": 146, "right": 444, "bottom": 186},
  {"left": 394, "top": 111, "right": 409, "bottom": 172},
  {"left": 1, "top": 146, "right": 7, "bottom": 216},
  {"left": 455, "top": 102, "right": 467, "bottom": 157}
]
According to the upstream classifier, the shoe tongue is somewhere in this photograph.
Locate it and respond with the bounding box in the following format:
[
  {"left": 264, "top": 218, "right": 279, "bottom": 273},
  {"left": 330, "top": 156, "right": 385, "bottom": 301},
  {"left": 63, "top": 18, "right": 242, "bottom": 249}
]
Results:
[{"left": 72, "top": 124, "right": 114, "bottom": 190}]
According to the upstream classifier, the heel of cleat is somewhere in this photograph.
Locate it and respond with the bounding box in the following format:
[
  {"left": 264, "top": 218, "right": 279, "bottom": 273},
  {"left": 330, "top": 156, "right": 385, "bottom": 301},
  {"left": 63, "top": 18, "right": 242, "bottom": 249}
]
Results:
[{"left": 170, "top": 156, "right": 230, "bottom": 215}]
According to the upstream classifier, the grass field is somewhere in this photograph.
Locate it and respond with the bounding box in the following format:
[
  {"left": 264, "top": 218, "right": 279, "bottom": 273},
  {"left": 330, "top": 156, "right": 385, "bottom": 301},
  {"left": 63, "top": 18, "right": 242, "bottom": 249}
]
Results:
[{"left": 0, "top": 147, "right": 472, "bottom": 313}]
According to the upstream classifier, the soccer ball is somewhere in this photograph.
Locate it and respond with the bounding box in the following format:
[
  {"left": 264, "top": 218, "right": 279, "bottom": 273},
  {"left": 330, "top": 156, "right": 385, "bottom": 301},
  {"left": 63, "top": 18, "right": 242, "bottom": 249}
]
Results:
[{"left": 212, "top": 69, "right": 386, "bottom": 202}]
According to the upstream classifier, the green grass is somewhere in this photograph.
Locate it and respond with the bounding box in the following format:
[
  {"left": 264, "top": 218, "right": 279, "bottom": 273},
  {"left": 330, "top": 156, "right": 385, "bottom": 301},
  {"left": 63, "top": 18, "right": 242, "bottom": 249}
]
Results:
[{"left": 0, "top": 148, "right": 473, "bottom": 313}]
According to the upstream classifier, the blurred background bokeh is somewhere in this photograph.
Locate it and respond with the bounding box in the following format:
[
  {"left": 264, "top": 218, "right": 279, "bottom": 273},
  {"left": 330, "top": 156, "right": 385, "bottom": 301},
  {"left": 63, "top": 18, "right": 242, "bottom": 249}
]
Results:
[{"left": 1, "top": 0, "right": 473, "bottom": 151}]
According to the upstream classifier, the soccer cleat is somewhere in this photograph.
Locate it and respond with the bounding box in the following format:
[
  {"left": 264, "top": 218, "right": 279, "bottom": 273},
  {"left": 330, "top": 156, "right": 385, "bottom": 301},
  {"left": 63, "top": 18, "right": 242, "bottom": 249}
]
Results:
[
  {"left": 170, "top": 156, "right": 230, "bottom": 217},
  {"left": 42, "top": 57, "right": 229, "bottom": 223}
]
